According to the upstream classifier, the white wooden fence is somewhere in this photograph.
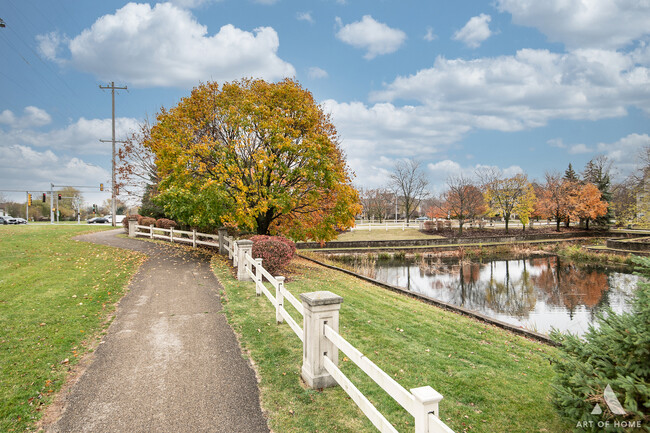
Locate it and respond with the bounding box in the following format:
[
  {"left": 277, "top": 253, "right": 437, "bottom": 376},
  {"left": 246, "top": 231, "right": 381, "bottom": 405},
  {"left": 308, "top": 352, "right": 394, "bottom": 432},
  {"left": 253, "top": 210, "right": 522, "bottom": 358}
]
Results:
[
  {"left": 132, "top": 223, "right": 220, "bottom": 248},
  {"left": 222, "top": 235, "right": 455, "bottom": 433}
]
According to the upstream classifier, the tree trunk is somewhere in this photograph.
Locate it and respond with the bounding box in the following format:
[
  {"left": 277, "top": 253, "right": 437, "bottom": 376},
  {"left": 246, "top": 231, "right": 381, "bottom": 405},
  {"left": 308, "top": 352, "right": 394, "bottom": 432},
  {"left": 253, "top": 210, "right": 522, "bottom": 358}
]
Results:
[
  {"left": 458, "top": 221, "right": 463, "bottom": 236},
  {"left": 504, "top": 216, "right": 509, "bottom": 232},
  {"left": 585, "top": 218, "right": 590, "bottom": 230},
  {"left": 256, "top": 209, "right": 275, "bottom": 235},
  {"left": 556, "top": 211, "right": 561, "bottom": 231}
]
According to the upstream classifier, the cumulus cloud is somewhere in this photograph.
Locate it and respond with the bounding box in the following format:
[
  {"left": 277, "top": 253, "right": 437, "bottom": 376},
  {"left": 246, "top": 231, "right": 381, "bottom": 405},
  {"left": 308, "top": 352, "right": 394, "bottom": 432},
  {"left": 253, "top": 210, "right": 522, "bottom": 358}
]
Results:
[
  {"left": 308, "top": 67, "right": 328, "bottom": 79},
  {"left": 453, "top": 14, "right": 492, "bottom": 48},
  {"left": 0, "top": 108, "right": 138, "bottom": 155},
  {"left": 370, "top": 48, "right": 650, "bottom": 129},
  {"left": 335, "top": 15, "right": 407, "bottom": 59},
  {"left": 547, "top": 138, "right": 566, "bottom": 148},
  {"left": 0, "top": 107, "right": 52, "bottom": 128},
  {"left": 597, "top": 133, "right": 650, "bottom": 177},
  {"left": 0, "top": 144, "right": 109, "bottom": 199},
  {"left": 36, "top": 32, "right": 66, "bottom": 62},
  {"left": 168, "top": 0, "right": 222, "bottom": 8},
  {"left": 43, "top": 2, "right": 294, "bottom": 87},
  {"left": 496, "top": 0, "right": 650, "bottom": 49},
  {"left": 568, "top": 143, "right": 592, "bottom": 154}
]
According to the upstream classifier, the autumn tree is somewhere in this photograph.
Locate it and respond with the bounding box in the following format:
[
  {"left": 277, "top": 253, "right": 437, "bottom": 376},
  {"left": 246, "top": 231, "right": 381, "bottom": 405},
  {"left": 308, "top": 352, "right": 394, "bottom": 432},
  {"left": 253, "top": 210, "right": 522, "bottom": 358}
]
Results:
[
  {"left": 388, "top": 159, "right": 430, "bottom": 224},
  {"left": 482, "top": 172, "right": 535, "bottom": 232},
  {"left": 443, "top": 174, "right": 485, "bottom": 235},
  {"left": 147, "top": 78, "right": 360, "bottom": 241},
  {"left": 538, "top": 172, "right": 568, "bottom": 231},
  {"left": 573, "top": 183, "right": 608, "bottom": 230}
]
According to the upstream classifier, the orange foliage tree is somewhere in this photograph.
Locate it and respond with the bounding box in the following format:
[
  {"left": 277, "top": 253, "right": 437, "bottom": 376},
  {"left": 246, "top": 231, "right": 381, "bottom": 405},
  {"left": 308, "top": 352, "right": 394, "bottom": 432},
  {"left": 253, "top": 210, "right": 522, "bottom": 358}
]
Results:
[
  {"left": 146, "top": 78, "right": 361, "bottom": 241},
  {"left": 443, "top": 174, "right": 486, "bottom": 235},
  {"left": 573, "top": 183, "right": 608, "bottom": 230}
]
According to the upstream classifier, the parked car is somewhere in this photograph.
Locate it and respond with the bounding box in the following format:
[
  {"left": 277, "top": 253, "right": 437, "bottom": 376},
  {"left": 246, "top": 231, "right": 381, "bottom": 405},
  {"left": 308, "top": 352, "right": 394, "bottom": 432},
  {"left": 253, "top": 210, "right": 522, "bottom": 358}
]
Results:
[
  {"left": 87, "top": 217, "right": 109, "bottom": 224},
  {"left": 415, "top": 216, "right": 430, "bottom": 221},
  {"left": 13, "top": 217, "right": 27, "bottom": 224},
  {"left": 0, "top": 216, "right": 17, "bottom": 224}
]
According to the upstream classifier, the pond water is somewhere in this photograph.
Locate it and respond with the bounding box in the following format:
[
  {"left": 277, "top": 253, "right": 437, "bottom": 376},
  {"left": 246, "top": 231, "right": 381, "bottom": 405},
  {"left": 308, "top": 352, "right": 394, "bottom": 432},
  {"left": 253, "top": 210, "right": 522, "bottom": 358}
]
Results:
[{"left": 336, "top": 255, "right": 640, "bottom": 336}]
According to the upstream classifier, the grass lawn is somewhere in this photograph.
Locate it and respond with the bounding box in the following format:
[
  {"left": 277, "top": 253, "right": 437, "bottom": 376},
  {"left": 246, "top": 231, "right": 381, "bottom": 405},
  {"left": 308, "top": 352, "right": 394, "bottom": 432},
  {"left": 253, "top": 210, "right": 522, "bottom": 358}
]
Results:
[
  {"left": 212, "top": 255, "right": 571, "bottom": 433},
  {"left": 0, "top": 225, "right": 144, "bottom": 432},
  {"left": 334, "top": 229, "right": 444, "bottom": 242}
]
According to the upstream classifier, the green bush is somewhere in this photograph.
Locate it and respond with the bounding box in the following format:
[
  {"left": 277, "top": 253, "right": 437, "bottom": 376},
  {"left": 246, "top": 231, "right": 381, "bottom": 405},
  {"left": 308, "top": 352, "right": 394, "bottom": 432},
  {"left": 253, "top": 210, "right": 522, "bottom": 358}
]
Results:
[{"left": 550, "top": 256, "right": 650, "bottom": 432}]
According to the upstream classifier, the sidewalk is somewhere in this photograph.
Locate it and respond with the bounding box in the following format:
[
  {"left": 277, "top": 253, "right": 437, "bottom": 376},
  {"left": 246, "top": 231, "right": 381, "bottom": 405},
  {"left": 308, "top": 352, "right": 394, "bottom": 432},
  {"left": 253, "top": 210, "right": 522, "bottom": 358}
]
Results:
[{"left": 46, "top": 229, "right": 269, "bottom": 433}]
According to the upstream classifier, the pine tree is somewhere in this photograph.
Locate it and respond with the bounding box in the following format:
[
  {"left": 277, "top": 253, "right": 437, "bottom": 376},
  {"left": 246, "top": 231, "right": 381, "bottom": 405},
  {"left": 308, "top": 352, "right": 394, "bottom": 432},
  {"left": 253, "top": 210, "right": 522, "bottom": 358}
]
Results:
[
  {"left": 563, "top": 163, "right": 579, "bottom": 181},
  {"left": 583, "top": 156, "right": 614, "bottom": 226}
]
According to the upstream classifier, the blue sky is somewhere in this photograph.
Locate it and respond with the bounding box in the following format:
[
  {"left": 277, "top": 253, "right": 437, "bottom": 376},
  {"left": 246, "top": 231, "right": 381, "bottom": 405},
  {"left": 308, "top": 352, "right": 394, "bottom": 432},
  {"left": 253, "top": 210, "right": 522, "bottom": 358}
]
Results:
[{"left": 1, "top": 0, "right": 649, "bottom": 205}]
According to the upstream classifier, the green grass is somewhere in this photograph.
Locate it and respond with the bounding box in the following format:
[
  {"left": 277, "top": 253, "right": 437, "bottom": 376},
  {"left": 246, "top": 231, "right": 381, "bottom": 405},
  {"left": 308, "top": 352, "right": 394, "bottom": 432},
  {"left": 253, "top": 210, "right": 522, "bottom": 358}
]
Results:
[
  {"left": 212, "top": 255, "right": 571, "bottom": 433},
  {"left": 0, "top": 225, "right": 144, "bottom": 432},
  {"left": 334, "top": 229, "right": 444, "bottom": 242}
]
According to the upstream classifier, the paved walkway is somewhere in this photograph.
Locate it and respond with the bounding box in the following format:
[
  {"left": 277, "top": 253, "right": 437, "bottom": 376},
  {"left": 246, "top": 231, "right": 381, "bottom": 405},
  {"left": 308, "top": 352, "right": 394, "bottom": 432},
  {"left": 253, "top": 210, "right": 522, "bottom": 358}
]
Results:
[{"left": 46, "top": 229, "right": 269, "bottom": 433}]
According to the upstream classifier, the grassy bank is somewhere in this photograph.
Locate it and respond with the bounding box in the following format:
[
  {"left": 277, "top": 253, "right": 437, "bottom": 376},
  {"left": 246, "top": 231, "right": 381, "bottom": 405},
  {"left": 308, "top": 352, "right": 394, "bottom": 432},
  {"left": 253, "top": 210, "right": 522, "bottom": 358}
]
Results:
[
  {"left": 0, "top": 226, "right": 144, "bottom": 432},
  {"left": 334, "top": 229, "right": 444, "bottom": 242},
  {"left": 212, "top": 255, "right": 571, "bottom": 433}
]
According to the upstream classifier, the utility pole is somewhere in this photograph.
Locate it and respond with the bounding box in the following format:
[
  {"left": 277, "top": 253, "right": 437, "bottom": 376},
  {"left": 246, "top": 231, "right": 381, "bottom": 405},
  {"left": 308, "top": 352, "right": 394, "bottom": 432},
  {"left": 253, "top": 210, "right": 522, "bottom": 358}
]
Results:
[
  {"left": 99, "top": 81, "right": 127, "bottom": 227},
  {"left": 50, "top": 183, "right": 54, "bottom": 224}
]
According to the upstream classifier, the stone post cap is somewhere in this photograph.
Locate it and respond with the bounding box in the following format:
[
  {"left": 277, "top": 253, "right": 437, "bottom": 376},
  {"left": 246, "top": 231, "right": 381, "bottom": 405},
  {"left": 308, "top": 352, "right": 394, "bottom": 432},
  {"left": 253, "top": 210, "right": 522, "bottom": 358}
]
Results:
[
  {"left": 300, "top": 291, "right": 343, "bottom": 306},
  {"left": 411, "top": 386, "right": 443, "bottom": 403},
  {"left": 236, "top": 239, "right": 254, "bottom": 247}
]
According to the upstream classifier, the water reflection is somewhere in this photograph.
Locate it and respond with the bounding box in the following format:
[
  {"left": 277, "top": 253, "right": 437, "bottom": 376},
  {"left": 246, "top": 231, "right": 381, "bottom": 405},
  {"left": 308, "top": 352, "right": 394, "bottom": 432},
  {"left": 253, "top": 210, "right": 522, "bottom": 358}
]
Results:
[{"left": 341, "top": 255, "right": 638, "bottom": 335}]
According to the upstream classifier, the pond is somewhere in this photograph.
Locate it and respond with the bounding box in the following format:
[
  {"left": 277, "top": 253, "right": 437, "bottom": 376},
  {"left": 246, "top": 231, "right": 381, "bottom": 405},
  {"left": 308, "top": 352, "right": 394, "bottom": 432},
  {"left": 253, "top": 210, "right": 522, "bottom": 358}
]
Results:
[{"left": 333, "top": 255, "right": 640, "bottom": 336}]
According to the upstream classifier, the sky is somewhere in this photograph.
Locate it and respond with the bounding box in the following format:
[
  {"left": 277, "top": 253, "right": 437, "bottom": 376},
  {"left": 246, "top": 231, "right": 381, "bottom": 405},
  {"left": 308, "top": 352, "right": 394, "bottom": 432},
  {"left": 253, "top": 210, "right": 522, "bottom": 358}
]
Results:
[{"left": 1, "top": 0, "right": 649, "bottom": 207}]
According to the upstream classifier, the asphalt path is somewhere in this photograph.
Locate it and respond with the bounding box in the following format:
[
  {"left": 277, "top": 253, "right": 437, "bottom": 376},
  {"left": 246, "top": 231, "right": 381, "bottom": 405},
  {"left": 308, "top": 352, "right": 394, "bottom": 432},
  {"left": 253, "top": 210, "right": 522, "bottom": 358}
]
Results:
[{"left": 46, "top": 229, "right": 269, "bottom": 433}]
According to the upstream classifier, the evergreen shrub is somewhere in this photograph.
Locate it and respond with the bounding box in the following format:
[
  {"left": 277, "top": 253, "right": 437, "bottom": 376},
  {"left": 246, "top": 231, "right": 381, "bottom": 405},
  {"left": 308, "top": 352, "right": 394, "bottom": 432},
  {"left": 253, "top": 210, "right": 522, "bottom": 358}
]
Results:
[{"left": 550, "top": 256, "right": 650, "bottom": 432}]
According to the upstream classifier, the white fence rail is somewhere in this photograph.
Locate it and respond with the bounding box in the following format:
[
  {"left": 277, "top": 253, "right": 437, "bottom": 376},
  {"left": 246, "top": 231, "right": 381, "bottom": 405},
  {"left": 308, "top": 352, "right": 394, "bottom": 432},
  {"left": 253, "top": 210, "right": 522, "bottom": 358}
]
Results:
[
  {"left": 220, "top": 235, "right": 454, "bottom": 433},
  {"left": 133, "top": 224, "right": 220, "bottom": 248}
]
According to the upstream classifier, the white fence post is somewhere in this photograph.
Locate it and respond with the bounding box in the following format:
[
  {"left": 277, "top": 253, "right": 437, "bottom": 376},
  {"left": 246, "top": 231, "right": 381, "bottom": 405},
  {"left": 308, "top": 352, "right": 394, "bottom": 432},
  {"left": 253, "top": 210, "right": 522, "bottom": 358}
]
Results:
[
  {"left": 192, "top": 229, "right": 197, "bottom": 248},
  {"left": 226, "top": 236, "right": 233, "bottom": 260},
  {"left": 276, "top": 276, "right": 285, "bottom": 323},
  {"left": 170, "top": 226, "right": 174, "bottom": 243},
  {"left": 412, "top": 386, "right": 443, "bottom": 433},
  {"left": 218, "top": 228, "right": 228, "bottom": 255},
  {"left": 255, "top": 258, "right": 263, "bottom": 296},
  {"left": 300, "top": 291, "right": 343, "bottom": 389},
  {"left": 235, "top": 240, "right": 253, "bottom": 281},
  {"left": 150, "top": 224, "right": 154, "bottom": 239},
  {"left": 128, "top": 220, "right": 137, "bottom": 237}
]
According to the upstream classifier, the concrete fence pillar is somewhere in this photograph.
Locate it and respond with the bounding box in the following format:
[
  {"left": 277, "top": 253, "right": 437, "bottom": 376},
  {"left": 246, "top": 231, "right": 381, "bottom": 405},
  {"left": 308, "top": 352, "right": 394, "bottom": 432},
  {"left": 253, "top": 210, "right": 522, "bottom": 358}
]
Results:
[
  {"left": 226, "top": 236, "right": 233, "bottom": 260},
  {"left": 275, "top": 276, "right": 285, "bottom": 323},
  {"left": 411, "top": 386, "right": 443, "bottom": 433},
  {"left": 236, "top": 240, "right": 253, "bottom": 281},
  {"left": 218, "top": 228, "right": 228, "bottom": 255},
  {"left": 128, "top": 219, "right": 137, "bottom": 237},
  {"left": 255, "top": 258, "right": 263, "bottom": 296},
  {"left": 300, "top": 291, "right": 343, "bottom": 389}
]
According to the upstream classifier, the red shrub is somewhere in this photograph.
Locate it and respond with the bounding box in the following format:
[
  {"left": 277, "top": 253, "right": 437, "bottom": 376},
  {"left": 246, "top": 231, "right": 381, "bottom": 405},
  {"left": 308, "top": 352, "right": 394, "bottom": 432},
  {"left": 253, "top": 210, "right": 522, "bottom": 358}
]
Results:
[
  {"left": 155, "top": 218, "right": 177, "bottom": 229},
  {"left": 140, "top": 217, "right": 156, "bottom": 227},
  {"left": 250, "top": 235, "right": 296, "bottom": 259},
  {"left": 252, "top": 240, "right": 292, "bottom": 276}
]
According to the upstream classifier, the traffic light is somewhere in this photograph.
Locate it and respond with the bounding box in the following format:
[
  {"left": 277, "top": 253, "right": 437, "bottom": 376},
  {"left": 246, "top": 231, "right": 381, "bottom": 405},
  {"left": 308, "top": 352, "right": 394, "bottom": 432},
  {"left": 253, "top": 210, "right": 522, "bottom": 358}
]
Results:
[
  {"left": 93, "top": 204, "right": 97, "bottom": 213},
  {"left": 27, "top": 194, "right": 32, "bottom": 206},
  {"left": 100, "top": 183, "right": 104, "bottom": 191},
  {"left": 58, "top": 193, "right": 62, "bottom": 201},
  {"left": 42, "top": 193, "right": 46, "bottom": 202}
]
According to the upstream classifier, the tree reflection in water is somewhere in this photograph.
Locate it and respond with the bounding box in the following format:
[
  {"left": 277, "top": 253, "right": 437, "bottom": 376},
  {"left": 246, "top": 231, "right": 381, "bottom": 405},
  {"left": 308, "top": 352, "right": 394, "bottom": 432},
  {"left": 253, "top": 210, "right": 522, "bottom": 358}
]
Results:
[{"left": 338, "top": 254, "right": 638, "bottom": 335}]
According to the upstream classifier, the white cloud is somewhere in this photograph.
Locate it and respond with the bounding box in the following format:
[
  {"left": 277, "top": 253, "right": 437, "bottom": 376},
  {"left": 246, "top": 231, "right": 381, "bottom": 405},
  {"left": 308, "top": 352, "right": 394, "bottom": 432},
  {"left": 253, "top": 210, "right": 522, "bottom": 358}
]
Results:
[
  {"left": 36, "top": 32, "right": 65, "bottom": 62},
  {"left": 0, "top": 107, "right": 52, "bottom": 128},
  {"left": 568, "top": 143, "right": 592, "bottom": 154},
  {"left": 0, "top": 110, "right": 139, "bottom": 155},
  {"left": 46, "top": 2, "right": 294, "bottom": 87},
  {"left": 297, "top": 11, "right": 314, "bottom": 23},
  {"left": 547, "top": 138, "right": 566, "bottom": 148},
  {"left": 0, "top": 145, "right": 109, "bottom": 201},
  {"left": 370, "top": 48, "right": 650, "bottom": 129},
  {"left": 597, "top": 133, "right": 650, "bottom": 177},
  {"left": 496, "top": 0, "right": 650, "bottom": 49},
  {"left": 424, "top": 26, "right": 437, "bottom": 42},
  {"left": 167, "top": 0, "right": 222, "bottom": 7},
  {"left": 453, "top": 14, "right": 492, "bottom": 48},
  {"left": 308, "top": 67, "right": 328, "bottom": 79},
  {"left": 335, "top": 15, "right": 407, "bottom": 59}
]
